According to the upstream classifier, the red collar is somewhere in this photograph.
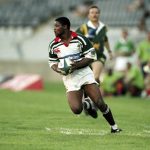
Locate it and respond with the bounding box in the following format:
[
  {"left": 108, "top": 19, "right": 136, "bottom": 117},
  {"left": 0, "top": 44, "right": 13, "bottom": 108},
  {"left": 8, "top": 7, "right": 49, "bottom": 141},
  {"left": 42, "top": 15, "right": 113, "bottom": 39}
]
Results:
[{"left": 54, "top": 31, "right": 78, "bottom": 43}]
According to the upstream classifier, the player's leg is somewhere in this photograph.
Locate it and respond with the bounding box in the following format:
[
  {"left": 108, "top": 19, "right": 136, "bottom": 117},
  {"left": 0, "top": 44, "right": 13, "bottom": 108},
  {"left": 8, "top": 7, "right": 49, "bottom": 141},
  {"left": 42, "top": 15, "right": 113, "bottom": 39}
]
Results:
[
  {"left": 91, "top": 61, "right": 104, "bottom": 84},
  {"left": 82, "top": 61, "right": 102, "bottom": 118},
  {"left": 82, "top": 96, "right": 98, "bottom": 118},
  {"left": 66, "top": 89, "right": 97, "bottom": 118},
  {"left": 66, "top": 90, "right": 83, "bottom": 114},
  {"left": 84, "top": 83, "right": 122, "bottom": 133}
]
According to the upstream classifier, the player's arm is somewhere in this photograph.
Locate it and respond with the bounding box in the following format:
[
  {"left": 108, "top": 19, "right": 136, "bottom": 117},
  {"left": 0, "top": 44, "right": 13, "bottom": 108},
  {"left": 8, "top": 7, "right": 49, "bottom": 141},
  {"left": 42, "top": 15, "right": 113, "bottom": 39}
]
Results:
[
  {"left": 70, "top": 35, "right": 97, "bottom": 71},
  {"left": 48, "top": 43, "right": 65, "bottom": 75},
  {"left": 71, "top": 57, "right": 94, "bottom": 71},
  {"left": 104, "top": 27, "right": 113, "bottom": 59},
  {"left": 105, "top": 39, "right": 113, "bottom": 59},
  {"left": 104, "top": 38, "right": 111, "bottom": 52}
]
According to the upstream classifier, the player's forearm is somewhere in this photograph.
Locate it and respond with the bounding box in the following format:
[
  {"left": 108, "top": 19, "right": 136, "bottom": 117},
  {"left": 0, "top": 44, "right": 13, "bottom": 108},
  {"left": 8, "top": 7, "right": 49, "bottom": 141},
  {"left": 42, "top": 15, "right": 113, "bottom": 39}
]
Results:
[
  {"left": 105, "top": 41, "right": 112, "bottom": 53},
  {"left": 71, "top": 58, "right": 93, "bottom": 70}
]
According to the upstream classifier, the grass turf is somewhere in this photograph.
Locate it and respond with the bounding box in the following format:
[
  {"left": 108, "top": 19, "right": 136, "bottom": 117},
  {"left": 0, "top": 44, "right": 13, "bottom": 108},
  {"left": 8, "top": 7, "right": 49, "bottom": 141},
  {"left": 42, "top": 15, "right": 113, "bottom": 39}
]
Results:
[{"left": 0, "top": 82, "right": 150, "bottom": 150}]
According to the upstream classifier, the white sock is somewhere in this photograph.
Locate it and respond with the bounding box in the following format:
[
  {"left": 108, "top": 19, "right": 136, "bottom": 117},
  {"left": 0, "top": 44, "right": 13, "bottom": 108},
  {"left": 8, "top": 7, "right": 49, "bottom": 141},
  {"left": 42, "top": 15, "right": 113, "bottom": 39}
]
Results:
[
  {"left": 84, "top": 101, "right": 90, "bottom": 109},
  {"left": 111, "top": 124, "right": 118, "bottom": 130}
]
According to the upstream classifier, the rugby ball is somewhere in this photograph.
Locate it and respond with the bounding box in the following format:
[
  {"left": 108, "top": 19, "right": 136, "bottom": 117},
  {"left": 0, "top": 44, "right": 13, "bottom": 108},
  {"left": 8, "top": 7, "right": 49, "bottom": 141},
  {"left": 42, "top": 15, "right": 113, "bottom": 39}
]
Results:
[{"left": 58, "top": 58, "right": 72, "bottom": 75}]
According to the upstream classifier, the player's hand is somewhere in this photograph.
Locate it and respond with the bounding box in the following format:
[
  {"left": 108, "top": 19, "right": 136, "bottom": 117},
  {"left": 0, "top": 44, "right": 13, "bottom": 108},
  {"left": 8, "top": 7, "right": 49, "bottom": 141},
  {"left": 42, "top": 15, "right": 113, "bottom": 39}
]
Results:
[
  {"left": 70, "top": 60, "right": 77, "bottom": 72},
  {"left": 70, "top": 58, "right": 93, "bottom": 71},
  {"left": 56, "top": 68, "right": 67, "bottom": 75},
  {"left": 109, "top": 51, "right": 113, "bottom": 60},
  {"left": 52, "top": 64, "right": 67, "bottom": 75}
]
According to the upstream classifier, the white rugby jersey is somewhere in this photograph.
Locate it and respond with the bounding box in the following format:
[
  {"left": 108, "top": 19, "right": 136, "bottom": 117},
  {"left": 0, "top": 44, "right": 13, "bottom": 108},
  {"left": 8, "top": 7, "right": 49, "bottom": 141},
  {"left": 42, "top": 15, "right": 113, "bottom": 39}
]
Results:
[{"left": 48, "top": 31, "right": 97, "bottom": 67}]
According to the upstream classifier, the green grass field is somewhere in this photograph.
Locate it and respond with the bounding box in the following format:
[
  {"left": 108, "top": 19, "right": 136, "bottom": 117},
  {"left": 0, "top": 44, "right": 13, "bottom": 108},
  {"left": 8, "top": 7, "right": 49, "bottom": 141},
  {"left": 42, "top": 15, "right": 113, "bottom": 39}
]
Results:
[{"left": 0, "top": 82, "right": 150, "bottom": 150}]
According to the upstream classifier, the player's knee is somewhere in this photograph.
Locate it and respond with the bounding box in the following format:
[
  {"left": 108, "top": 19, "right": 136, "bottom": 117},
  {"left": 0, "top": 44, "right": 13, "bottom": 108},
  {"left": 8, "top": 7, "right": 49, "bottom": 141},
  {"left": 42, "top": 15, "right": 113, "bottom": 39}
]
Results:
[{"left": 71, "top": 107, "right": 82, "bottom": 115}]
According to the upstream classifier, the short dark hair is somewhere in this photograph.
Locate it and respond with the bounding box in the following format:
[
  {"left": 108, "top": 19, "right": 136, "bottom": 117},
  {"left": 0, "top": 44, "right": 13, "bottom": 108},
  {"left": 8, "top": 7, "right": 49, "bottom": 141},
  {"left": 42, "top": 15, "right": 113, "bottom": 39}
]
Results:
[
  {"left": 89, "top": 5, "right": 100, "bottom": 13},
  {"left": 55, "top": 17, "right": 71, "bottom": 29}
]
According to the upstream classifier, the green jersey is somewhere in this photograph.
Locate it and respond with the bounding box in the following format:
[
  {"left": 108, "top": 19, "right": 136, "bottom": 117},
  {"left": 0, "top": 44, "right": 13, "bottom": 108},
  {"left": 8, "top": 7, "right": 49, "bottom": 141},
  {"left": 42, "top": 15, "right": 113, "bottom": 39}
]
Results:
[
  {"left": 102, "top": 71, "right": 123, "bottom": 93},
  {"left": 137, "top": 39, "right": 150, "bottom": 63},
  {"left": 76, "top": 21, "right": 108, "bottom": 64},
  {"left": 127, "top": 65, "right": 144, "bottom": 89},
  {"left": 114, "top": 39, "right": 135, "bottom": 56}
]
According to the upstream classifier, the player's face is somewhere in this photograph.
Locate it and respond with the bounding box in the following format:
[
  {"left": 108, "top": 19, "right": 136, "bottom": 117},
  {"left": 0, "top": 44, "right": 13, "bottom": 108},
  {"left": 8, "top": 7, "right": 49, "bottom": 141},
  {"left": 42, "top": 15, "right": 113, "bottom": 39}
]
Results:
[
  {"left": 88, "top": 8, "right": 100, "bottom": 22},
  {"left": 122, "top": 30, "right": 128, "bottom": 39},
  {"left": 54, "top": 21, "right": 65, "bottom": 37}
]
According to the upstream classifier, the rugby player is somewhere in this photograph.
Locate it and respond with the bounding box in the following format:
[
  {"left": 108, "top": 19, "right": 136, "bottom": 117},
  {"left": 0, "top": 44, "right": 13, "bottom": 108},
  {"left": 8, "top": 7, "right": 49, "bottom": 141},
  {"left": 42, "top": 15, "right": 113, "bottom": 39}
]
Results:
[{"left": 48, "top": 17, "right": 121, "bottom": 133}]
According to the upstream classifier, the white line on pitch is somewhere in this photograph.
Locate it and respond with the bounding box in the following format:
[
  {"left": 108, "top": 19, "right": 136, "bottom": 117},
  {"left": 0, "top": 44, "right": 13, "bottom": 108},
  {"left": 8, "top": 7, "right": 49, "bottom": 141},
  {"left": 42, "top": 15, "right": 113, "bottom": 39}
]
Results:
[{"left": 45, "top": 127, "right": 108, "bottom": 136}]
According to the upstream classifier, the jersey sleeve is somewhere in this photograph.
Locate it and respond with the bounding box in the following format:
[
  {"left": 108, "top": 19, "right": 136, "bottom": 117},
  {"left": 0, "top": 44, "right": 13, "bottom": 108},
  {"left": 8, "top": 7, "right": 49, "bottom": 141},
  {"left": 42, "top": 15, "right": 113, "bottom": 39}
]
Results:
[
  {"left": 78, "top": 34, "right": 97, "bottom": 60},
  {"left": 104, "top": 26, "right": 108, "bottom": 42},
  {"left": 48, "top": 42, "right": 59, "bottom": 68}
]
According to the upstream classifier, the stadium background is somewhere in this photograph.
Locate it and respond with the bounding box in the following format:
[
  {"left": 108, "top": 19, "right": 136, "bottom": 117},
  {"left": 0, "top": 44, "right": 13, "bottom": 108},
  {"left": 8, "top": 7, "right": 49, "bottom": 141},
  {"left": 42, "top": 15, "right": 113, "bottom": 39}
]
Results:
[{"left": 0, "top": 0, "right": 149, "bottom": 85}]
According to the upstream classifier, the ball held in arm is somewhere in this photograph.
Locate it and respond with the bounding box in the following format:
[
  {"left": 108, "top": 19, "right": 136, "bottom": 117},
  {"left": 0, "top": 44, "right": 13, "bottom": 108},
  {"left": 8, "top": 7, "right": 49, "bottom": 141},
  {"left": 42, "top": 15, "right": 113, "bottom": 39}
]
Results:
[{"left": 58, "top": 58, "right": 72, "bottom": 75}]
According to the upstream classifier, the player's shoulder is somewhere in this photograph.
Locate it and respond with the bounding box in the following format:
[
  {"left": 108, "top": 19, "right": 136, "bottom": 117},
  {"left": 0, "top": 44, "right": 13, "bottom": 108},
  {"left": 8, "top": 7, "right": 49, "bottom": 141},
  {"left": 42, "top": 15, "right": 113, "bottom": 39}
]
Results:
[
  {"left": 77, "top": 32, "right": 85, "bottom": 38},
  {"left": 80, "top": 23, "right": 88, "bottom": 29},
  {"left": 48, "top": 38, "right": 57, "bottom": 49},
  {"left": 100, "top": 21, "right": 108, "bottom": 30},
  {"left": 76, "top": 32, "right": 90, "bottom": 44},
  {"left": 76, "top": 23, "right": 88, "bottom": 35},
  {"left": 77, "top": 32, "right": 88, "bottom": 40}
]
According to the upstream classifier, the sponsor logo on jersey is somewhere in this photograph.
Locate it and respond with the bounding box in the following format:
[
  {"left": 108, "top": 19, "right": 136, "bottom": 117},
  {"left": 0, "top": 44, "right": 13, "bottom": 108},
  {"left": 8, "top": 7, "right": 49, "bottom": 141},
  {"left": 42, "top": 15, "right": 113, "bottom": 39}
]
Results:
[{"left": 54, "top": 48, "right": 60, "bottom": 54}]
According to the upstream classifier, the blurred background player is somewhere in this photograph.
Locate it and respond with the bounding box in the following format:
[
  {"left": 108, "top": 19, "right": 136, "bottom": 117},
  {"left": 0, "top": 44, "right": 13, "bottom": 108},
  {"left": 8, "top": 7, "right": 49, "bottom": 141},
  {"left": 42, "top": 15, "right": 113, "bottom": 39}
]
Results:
[
  {"left": 113, "top": 28, "right": 135, "bottom": 72},
  {"left": 48, "top": 17, "right": 122, "bottom": 133},
  {"left": 137, "top": 31, "right": 150, "bottom": 77},
  {"left": 76, "top": 5, "right": 112, "bottom": 117},
  {"left": 124, "top": 62, "right": 144, "bottom": 97},
  {"left": 76, "top": 5, "right": 113, "bottom": 85},
  {"left": 102, "top": 68, "right": 125, "bottom": 96},
  {"left": 143, "top": 61, "right": 150, "bottom": 97}
]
